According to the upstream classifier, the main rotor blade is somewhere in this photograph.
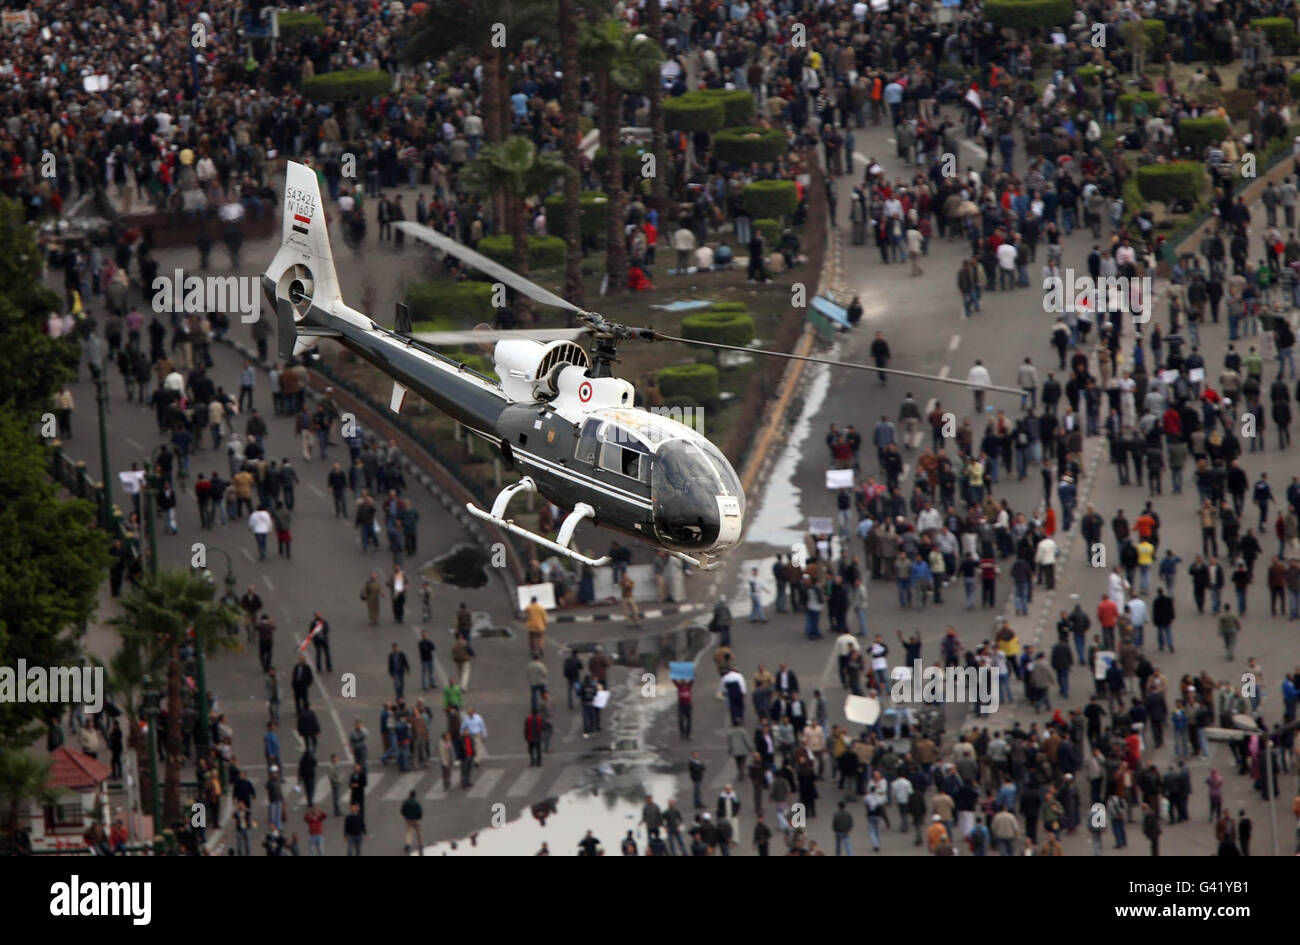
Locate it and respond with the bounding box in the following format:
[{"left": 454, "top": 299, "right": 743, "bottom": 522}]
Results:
[
  {"left": 394, "top": 222, "right": 586, "bottom": 315},
  {"left": 408, "top": 327, "right": 591, "bottom": 345},
  {"left": 654, "top": 334, "right": 1024, "bottom": 395}
]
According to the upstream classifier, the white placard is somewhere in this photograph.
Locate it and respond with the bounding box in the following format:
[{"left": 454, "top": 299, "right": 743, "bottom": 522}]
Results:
[
  {"left": 844, "top": 694, "right": 881, "bottom": 725},
  {"left": 593, "top": 689, "right": 610, "bottom": 709},
  {"left": 516, "top": 582, "right": 556, "bottom": 612},
  {"left": 808, "top": 517, "right": 834, "bottom": 535},
  {"left": 118, "top": 470, "right": 146, "bottom": 494},
  {"left": 1159, "top": 369, "right": 1179, "bottom": 384},
  {"left": 1188, "top": 367, "right": 1205, "bottom": 383},
  {"left": 825, "top": 467, "right": 855, "bottom": 489}
]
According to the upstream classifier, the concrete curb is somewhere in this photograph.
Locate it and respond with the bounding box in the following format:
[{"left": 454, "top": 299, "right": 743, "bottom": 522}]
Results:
[{"left": 553, "top": 602, "right": 705, "bottom": 624}]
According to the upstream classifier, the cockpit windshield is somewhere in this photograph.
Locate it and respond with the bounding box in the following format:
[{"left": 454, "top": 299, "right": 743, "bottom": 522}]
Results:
[{"left": 650, "top": 437, "right": 746, "bottom": 551}]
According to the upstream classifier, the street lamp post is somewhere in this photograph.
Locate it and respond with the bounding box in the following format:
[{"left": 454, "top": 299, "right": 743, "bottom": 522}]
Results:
[
  {"left": 195, "top": 547, "right": 237, "bottom": 758},
  {"left": 85, "top": 333, "right": 113, "bottom": 530},
  {"left": 141, "top": 676, "right": 163, "bottom": 832}
]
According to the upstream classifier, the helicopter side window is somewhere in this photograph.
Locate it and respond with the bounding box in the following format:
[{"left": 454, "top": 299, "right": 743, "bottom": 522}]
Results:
[
  {"left": 575, "top": 419, "right": 602, "bottom": 465},
  {"left": 599, "top": 440, "right": 643, "bottom": 481}
]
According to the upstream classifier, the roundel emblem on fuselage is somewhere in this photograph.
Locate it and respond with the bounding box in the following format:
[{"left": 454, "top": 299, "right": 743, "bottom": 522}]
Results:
[{"left": 578, "top": 381, "right": 593, "bottom": 403}]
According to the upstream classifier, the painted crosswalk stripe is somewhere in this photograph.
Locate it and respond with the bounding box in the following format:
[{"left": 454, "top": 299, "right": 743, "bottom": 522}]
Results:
[
  {"left": 549, "top": 764, "right": 584, "bottom": 795},
  {"left": 381, "top": 772, "right": 424, "bottom": 802},
  {"left": 424, "top": 777, "right": 448, "bottom": 801},
  {"left": 363, "top": 771, "right": 385, "bottom": 795},
  {"left": 466, "top": 768, "right": 505, "bottom": 798},
  {"left": 506, "top": 767, "right": 543, "bottom": 797}
]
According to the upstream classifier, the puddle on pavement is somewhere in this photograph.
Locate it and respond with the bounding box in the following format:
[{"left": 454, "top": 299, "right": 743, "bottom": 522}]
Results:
[
  {"left": 424, "top": 543, "right": 491, "bottom": 588},
  {"left": 746, "top": 358, "right": 832, "bottom": 547},
  {"left": 420, "top": 772, "right": 678, "bottom": 856}
]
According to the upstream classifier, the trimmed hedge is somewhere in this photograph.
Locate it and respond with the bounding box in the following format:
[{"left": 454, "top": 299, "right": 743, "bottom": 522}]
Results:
[
  {"left": 754, "top": 218, "right": 782, "bottom": 245},
  {"left": 277, "top": 11, "right": 324, "bottom": 39},
  {"left": 1220, "top": 88, "right": 1258, "bottom": 122},
  {"left": 713, "top": 126, "right": 788, "bottom": 165},
  {"left": 663, "top": 91, "right": 726, "bottom": 133},
  {"left": 1176, "top": 116, "right": 1230, "bottom": 152},
  {"left": 1075, "top": 65, "right": 1104, "bottom": 87},
  {"left": 300, "top": 69, "right": 393, "bottom": 102},
  {"left": 984, "top": 0, "right": 1072, "bottom": 32},
  {"left": 680, "top": 307, "right": 756, "bottom": 348},
  {"left": 1141, "top": 18, "right": 1168, "bottom": 53},
  {"left": 594, "top": 144, "right": 648, "bottom": 178},
  {"left": 697, "top": 88, "right": 757, "bottom": 126},
  {"left": 1289, "top": 72, "right": 1300, "bottom": 100},
  {"left": 741, "top": 180, "right": 799, "bottom": 219},
  {"left": 1116, "top": 91, "right": 1163, "bottom": 119},
  {"left": 1251, "top": 17, "right": 1299, "bottom": 55},
  {"left": 476, "top": 234, "right": 566, "bottom": 270},
  {"left": 657, "top": 363, "right": 720, "bottom": 406},
  {"left": 1135, "top": 162, "right": 1204, "bottom": 204},
  {"left": 544, "top": 191, "right": 610, "bottom": 242},
  {"left": 406, "top": 280, "right": 497, "bottom": 323}
]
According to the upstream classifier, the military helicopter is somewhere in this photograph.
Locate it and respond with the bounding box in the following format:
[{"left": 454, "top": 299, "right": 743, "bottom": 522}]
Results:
[{"left": 263, "top": 162, "right": 1019, "bottom": 570}]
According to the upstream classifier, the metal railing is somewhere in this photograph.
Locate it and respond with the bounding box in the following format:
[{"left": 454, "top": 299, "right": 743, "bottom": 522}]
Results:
[{"left": 46, "top": 443, "right": 143, "bottom": 577}]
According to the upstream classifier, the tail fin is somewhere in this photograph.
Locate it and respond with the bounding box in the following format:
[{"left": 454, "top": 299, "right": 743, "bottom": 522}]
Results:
[{"left": 264, "top": 161, "right": 343, "bottom": 361}]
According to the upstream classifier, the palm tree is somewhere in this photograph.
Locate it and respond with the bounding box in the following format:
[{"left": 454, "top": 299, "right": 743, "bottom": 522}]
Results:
[
  {"left": 558, "top": 0, "right": 585, "bottom": 311},
  {"left": 110, "top": 569, "right": 238, "bottom": 824},
  {"left": 104, "top": 641, "right": 165, "bottom": 823},
  {"left": 580, "top": 19, "right": 664, "bottom": 296},
  {"left": 461, "top": 136, "right": 572, "bottom": 324},
  {"left": 643, "top": 0, "right": 667, "bottom": 217},
  {"left": 0, "top": 752, "right": 64, "bottom": 852}
]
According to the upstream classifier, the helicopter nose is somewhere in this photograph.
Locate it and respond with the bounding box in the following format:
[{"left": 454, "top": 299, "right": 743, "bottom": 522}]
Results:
[{"left": 712, "top": 495, "right": 743, "bottom": 550}]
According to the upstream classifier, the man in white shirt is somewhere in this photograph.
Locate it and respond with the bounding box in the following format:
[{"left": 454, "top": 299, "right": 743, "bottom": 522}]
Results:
[
  {"left": 1035, "top": 535, "right": 1058, "bottom": 589},
  {"left": 249, "top": 506, "right": 273, "bottom": 560},
  {"left": 996, "top": 240, "right": 1018, "bottom": 289},
  {"left": 967, "top": 359, "right": 992, "bottom": 413}
]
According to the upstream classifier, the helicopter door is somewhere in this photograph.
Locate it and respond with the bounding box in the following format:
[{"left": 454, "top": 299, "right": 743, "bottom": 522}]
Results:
[
  {"left": 575, "top": 418, "right": 602, "bottom": 466},
  {"left": 598, "top": 424, "right": 646, "bottom": 481}
]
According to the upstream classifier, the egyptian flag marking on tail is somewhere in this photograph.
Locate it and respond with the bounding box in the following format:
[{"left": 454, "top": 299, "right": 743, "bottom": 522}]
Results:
[{"left": 292, "top": 212, "right": 311, "bottom": 235}]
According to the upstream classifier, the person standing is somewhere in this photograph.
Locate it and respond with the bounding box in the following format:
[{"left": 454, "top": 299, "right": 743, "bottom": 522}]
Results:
[
  {"left": 452, "top": 635, "right": 474, "bottom": 690},
  {"left": 524, "top": 708, "right": 545, "bottom": 767},
  {"left": 418, "top": 631, "right": 437, "bottom": 691},
  {"left": 291, "top": 655, "right": 312, "bottom": 714},
  {"left": 361, "top": 572, "right": 382, "bottom": 625},
  {"left": 388, "top": 643, "right": 410, "bottom": 699},
  {"left": 401, "top": 791, "right": 424, "bottom": 855},
  {"left": 307, "top": 612, "right": 331, "bottom": 673},
  {"left": 620, "top": 571, "right": 641, "bottom": 627},
  {"left": 388, "top": 564, "right": 408, "bottom": 623},
  {"left": 1218, "top": 604, "right": 1240, "bottom": 659},
  {"left": 248, "top": 505, "right": 272, "bottom": 560},
  {"left": 303, "top": 805, "right": 326, "bottom": 856},
  {"left": 343, "top": 803, "right": 366, "bottom": 856}
]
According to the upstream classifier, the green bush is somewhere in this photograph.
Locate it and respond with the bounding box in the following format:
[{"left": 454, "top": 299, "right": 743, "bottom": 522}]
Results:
[
  {"left": 1141, "top": 18, "right": 1168, "bottom": 53},
  {"left": 277, "top": 11, "right": 324, "bottom": 39},
  {"left": 1220, "top": 88, "right": 1258, "bottom": 122},
  {"left": 406, "top": 280, "right": 497, "bottom": 323},
  {"left": 741, "top": 180, "right": 799, "bottom": 219},
  {"left": 476, "top": 234, "right": 566, "bottom": 270},
  {"left": 708, "top": 301, "right": 748, "bottom": 312},
  {"left": 1135, "top": 162, "right": 1204, "bottom": 204},
  {"left": 657, "top": 363, "right": 720, "bottom": 406},
  {"left": 1116, "top": 91, "right": 1164, "bottom": 119},
  {"left": 1289, "top": 73, "right": 1300, "bottom": 100},
  {"left": 697, "top": 88, "right": 757, "bottom": 126},
  {"left": 753, "top": 218, "right": 782, "bottom": 245},
  {"left": 1176, "top": 116, "right": 1230, "bottom": 152},
  {"left": 1075, "top": 65, "right": 1104, "bottom": 86},
  {"left": 663, "top": 91, "right": 726, "bottom": 133},
  {"left": 680, "top": 307, "right": 756, "bottom": 348},
  {"left": 301, "top": 69, "right": 393, "bottom": 103},
  {"left": 1251, "top": 17, "right": 1299, "bottom": 54},
  {"left": 983, "top": 0, "right": 1072, "bottom": 32},
  {"left": 593, "top": 145, "right": 648, "bottom": 178},
  {"left": 712, "top": 126, "right": 788, "bottom": 165},
  {"left": 544, "top": 191, "right": 610, "bottom": 243}
]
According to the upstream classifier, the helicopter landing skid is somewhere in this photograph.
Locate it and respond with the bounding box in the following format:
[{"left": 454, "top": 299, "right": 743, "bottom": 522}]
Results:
[
  {"left": 668, "top": 550, "right": 723, "bottom": 571},
  {"left": 466, "top": 478, "right": 611, "bottom": 568}
]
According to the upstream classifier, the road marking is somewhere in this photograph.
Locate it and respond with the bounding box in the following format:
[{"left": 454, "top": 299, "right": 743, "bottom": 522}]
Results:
[
  {"left": 938, "top": 365, "right": 950, "bottom": 378},
  {"left": 381, "top": 772, "right": 424, "bottom": 802},
  {"left": 549, "top": 764, "right": 584, "bottom": 795},
  {"left": 853, "top": 152, "right": 869, "bottom": 164},
  {"left": 241, "top": 548, "right": 255, "bottom": 563},
  {"left": 425, "top": 778, "right": 448, "bottom": 800},
  {"left": 506, "top": 767, "right": 543, "bottom": 797},
  {"left": 263, "top": 574, "right": 276, "bottom": 592},
  {"left": 308, "top": 483, "right": 325, "bottom": 498},
  {"left": 126, "top": 438, "right": 143, "bottom": 450},
  {"left": 948, "top": 334, "right": 961, "bottom": 351},
  {"left": 466, "top": 767, "right": 504, "bottom": 798},
  {"left": 363, "top": 771, "right": 386, "bottom": 795}
]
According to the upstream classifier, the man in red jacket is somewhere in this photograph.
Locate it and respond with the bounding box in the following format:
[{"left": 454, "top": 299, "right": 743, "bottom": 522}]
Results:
[
  {"left": 524, "top": 710, "right": 545, "bottom": 767},
  {"left": 1097, "top": 594, "right": 1119, "bottom": 649}
]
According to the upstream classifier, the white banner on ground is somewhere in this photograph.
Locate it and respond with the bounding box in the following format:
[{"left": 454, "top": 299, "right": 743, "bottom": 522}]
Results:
[{"left": 517, "top": 583, "right": 556, "bottom": 612}]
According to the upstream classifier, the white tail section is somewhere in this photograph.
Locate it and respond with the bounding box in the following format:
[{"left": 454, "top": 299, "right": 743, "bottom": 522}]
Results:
[{"left": 273, "top": 161, "right": 341, "bottom": 309}]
